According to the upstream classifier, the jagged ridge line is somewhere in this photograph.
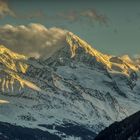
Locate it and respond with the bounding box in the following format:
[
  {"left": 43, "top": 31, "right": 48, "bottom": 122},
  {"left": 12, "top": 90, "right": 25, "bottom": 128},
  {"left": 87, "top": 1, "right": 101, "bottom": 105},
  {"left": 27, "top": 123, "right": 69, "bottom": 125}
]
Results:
[{"left": 66, "top": 32, "right": 112, "bottom": 69}]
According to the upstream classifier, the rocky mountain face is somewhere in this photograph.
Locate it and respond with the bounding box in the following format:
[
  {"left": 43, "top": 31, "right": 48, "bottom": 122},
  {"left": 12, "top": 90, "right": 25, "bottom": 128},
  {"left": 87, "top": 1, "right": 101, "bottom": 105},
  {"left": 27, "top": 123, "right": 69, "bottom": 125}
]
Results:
[
  {"left": 0, "top": 31, "right": 139, "bottom": 139},
  {"left": 94, "top": 111, "right": 140, "bottom": 140}
]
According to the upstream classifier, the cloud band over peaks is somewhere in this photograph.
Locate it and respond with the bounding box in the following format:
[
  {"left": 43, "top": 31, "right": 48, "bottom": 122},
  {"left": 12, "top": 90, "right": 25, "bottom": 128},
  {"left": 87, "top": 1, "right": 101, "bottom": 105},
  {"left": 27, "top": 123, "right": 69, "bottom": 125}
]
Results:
[{"left": 0, "top": 23, "right": 67, "bottom": 58}]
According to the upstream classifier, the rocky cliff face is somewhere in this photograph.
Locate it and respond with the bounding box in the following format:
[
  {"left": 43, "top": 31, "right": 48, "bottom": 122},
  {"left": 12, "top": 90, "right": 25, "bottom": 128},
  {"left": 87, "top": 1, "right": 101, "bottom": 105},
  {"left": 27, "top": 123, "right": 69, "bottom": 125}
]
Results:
[{"left": 0, "top": 32, "right": 139, "bottom": 139}]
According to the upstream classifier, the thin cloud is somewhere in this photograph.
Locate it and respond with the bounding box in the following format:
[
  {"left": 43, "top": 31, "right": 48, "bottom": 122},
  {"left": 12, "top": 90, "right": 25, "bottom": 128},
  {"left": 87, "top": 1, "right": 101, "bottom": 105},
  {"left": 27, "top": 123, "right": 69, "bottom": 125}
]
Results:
[
  {"left": 56, "top": 9, "right": 109, "bottom": 26},
  {"left": 0, "top": 0, "right": 46, "bottom": 19},
  {"left": 81, "top": 9, "right": 109, "bottom": 26},
  {"left": 0, "top": 1, "right": 109, "bottom": 26},
  {"left": 57, "top": 11, "right": 78, "bottom": 22},
  {"left": 0, "top": 0, "right": 15, "bottom": 18}
]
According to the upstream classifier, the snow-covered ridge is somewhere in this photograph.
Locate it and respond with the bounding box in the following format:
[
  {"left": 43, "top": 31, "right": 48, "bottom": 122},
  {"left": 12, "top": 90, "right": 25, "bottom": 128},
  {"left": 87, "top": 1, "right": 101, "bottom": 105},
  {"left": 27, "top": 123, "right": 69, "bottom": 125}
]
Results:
[
  {"left": 0, "top": 45, "right": 41, "bottom": 94},
  {"left": 0, "top": 45, "right": 28, "bottom": 73},
  {"left": 66, "top": 32, "right": 139, "bottom": 75},
  {"left": 66, "top": 32, "right": 112, "bottom": 68}
]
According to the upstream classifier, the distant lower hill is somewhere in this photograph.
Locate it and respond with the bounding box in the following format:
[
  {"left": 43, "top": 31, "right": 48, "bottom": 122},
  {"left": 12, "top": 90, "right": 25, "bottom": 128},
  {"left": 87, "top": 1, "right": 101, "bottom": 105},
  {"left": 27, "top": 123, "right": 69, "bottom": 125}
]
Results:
[
  {"left": 0, "top": 121, "right": 96, "bottom": 140},
  {"left": 0, "top": 121, "right": 60, "bottom": 140},
  {"left": 94, "top": 111, "right": 140, "bottom": 140}
]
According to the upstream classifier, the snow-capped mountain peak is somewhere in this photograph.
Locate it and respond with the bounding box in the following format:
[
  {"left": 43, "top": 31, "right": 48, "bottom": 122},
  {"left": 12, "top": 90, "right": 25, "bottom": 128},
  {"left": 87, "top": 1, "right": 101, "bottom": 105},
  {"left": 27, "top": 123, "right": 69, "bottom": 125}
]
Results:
[
  {"left": 65, "top": 32, "right": 139, "bottom": 75},
  {"left": 66, "top": 32, "right": 112, "bottom": 68}
]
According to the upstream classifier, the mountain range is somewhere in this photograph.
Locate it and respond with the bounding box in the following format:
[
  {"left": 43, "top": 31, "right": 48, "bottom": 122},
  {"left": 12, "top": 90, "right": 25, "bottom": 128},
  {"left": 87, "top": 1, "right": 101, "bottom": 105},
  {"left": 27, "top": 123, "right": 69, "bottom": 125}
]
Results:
[{"left": 0, "top": 31, "right": 139, "bottom": 139}]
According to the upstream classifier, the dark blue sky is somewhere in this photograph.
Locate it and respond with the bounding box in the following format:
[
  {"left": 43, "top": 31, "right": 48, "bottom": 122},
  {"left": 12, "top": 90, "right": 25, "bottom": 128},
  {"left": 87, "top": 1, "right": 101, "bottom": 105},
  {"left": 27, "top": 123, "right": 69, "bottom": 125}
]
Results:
[{"left": 0, "top": 0, "right": 140, "bottom": 56}]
